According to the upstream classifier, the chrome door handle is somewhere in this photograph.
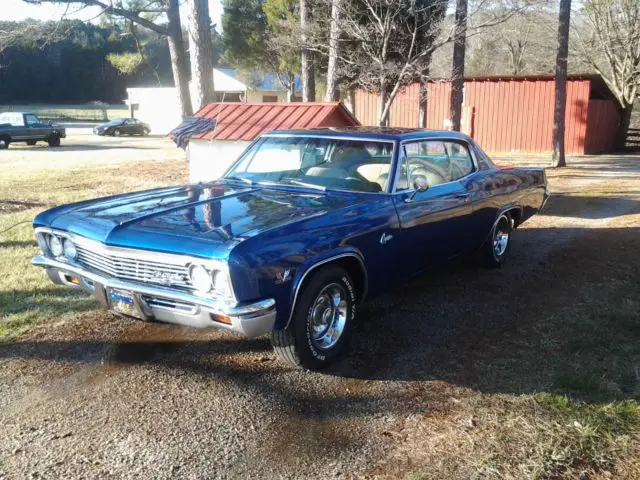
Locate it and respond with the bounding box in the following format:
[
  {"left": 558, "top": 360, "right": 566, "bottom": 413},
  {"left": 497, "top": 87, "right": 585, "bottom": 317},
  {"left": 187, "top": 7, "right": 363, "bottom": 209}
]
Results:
[{"left": 380, "top": 233, "right": 393, "bottom": 245}]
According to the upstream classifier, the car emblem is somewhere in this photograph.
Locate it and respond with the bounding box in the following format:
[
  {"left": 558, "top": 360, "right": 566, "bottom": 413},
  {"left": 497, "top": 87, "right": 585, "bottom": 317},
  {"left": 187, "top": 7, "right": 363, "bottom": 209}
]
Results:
[
  {"left": 147, "top": 271, "right": 186, "bottom": 285},
  {"left": 275, "top": 269, "right": 292, "bottom": 284}
]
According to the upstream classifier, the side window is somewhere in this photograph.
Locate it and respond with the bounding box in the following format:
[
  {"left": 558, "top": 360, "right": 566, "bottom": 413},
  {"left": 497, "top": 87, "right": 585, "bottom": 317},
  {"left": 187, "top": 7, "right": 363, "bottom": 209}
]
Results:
[
  {"left": 444, "top": 142, "right": 474, "bottom": 180},
  {"left": 401, "top": 140, "right": 451, "bottom": 189},
  {"left": 24, "top": 114, "right": 39, "bottom": 126}
]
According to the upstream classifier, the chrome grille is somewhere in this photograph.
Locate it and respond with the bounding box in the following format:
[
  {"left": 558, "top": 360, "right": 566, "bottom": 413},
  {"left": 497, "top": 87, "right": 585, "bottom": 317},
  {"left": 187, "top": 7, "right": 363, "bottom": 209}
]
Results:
[{"left": 75, "top": 245, "right": 192, "bottom": 290}]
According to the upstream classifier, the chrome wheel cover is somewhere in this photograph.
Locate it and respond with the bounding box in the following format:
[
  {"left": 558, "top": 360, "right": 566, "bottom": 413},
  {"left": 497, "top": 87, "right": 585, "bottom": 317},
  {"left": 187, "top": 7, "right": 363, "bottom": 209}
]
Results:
[
  {"left": 493, "top": 219, "right": 510, "bottom": 257},
  {"left": 308, "top": 283, "right": 348, "bottom": 350}
]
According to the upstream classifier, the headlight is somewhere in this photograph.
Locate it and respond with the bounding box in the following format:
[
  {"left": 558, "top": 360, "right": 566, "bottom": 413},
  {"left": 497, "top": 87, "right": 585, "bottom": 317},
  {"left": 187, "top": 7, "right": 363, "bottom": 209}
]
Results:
[
  {"left": 211, "top": 270, "right": 233, "bottom": 297},
  {"left": 62, "top": 238, "right": 78, "bottom": 260},
  {"left": 49, "top": 235, "right": 64, "bottom": 257},
  {"left": 189, "top": 264, "right": 212, "bottom": 292}
]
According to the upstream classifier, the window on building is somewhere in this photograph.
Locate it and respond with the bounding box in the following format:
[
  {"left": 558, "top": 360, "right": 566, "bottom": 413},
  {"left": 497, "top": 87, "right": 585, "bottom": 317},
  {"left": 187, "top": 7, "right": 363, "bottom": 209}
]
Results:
[{"left": 262, "top": 95, "right": 278, "bottom": 103}]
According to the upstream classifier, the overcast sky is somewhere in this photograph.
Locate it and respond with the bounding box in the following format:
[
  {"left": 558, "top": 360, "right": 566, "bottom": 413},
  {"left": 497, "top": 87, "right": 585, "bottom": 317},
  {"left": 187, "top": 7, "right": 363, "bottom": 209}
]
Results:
[{"left": 3, "top": 0, "right": 224, "bottom": 30}]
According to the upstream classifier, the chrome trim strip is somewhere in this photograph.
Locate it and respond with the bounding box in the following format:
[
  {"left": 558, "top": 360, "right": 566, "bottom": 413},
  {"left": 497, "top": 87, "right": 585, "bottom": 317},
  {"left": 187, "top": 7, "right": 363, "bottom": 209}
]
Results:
[
  {"left": 391, "top": 137, "right": 479, "bottom": 194},
  {"left": 284, "top": 253, "right": 368, "bottom": 329},
  {"left": 35, "top": 227, "right": 236, "bottom": 301}
]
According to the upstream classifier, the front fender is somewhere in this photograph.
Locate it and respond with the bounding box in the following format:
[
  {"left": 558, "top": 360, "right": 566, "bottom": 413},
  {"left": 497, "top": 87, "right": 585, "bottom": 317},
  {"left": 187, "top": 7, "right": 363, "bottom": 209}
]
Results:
[{"left": 273, "top": 246, "right": 366, "bottom": 330}]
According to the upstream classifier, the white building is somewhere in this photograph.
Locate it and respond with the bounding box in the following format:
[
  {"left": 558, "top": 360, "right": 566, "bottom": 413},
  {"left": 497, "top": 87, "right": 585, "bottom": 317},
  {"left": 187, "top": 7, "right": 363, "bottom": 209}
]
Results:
[{"left": 126, "top": 69, "right": 302, "bottom": 135}]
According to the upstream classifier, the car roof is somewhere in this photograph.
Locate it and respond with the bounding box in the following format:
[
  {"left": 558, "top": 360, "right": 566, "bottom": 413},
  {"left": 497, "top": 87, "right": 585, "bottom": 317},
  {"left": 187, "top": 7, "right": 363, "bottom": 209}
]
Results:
[{"left": 267, "top": 127, "right": 473, "bottom": 142}]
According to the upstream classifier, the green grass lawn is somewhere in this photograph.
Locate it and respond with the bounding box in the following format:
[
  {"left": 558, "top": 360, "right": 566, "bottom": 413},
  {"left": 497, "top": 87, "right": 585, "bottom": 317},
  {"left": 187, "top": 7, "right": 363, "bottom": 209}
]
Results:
[{"left": 0, "top": 157, "right": 187, "bottom": 339}]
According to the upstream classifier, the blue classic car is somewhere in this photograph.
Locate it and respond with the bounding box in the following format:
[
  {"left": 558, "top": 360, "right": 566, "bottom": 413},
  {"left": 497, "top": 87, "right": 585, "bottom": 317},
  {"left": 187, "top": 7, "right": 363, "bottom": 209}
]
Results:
[{"left": 33, "top": 128, "right": 548, "bottom": 369}]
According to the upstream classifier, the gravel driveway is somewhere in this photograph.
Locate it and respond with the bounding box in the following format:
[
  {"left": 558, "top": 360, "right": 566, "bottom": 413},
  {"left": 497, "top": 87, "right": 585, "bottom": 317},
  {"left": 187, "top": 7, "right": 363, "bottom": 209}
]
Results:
[{"left": 1, "top": 154, "right": 639, "bottom": 479}]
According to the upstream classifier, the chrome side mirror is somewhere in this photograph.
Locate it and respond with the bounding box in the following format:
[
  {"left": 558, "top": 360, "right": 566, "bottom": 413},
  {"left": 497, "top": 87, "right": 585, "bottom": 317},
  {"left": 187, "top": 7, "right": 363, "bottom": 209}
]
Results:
[
  {"left": 413, "top": 175, "right": 428, "bottom": 192},
  {"left": 406, "top": 175, "right": 428, "bottom": 203}
]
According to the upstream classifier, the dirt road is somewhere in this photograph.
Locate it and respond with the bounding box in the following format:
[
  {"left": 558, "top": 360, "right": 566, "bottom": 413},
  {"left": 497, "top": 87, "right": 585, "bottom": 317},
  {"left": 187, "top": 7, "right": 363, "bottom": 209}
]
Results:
[{"left": 1, "top": 154, "right": 639, "bottom": 479}]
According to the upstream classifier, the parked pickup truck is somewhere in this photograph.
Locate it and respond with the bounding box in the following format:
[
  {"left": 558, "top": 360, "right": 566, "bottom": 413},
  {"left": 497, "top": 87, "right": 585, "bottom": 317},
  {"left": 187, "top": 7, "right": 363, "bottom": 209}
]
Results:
[{"left": 0, "top": 112, "right": 66, "bottom": 149}]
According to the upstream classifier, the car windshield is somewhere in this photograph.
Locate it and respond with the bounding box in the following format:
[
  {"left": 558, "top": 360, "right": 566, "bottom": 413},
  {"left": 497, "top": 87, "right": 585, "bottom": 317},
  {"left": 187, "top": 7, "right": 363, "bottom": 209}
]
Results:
[{"left": 225, "top": 136, "right": 395, "bottom": 193}]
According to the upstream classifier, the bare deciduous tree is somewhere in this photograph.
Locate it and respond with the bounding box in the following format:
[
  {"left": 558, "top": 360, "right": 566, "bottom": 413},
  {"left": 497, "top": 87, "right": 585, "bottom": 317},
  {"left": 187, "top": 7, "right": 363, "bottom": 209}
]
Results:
[
  {"left": 552, "top": 0, "right": 571, "bottom": 168},
  {"left": 336, "top": 0, "right": 448, "bottom": 126},
  {"left": 574, "top": 0, "right": 640, "bottom": 149},
  {"left": 187, "top": 0, "right": 215, "bottom": 110}
]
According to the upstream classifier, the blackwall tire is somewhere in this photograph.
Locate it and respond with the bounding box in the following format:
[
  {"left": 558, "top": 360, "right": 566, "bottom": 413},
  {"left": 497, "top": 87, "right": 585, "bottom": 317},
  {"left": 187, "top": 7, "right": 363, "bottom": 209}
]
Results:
[
  {"left": 47, "top": 135, "right": 61, "bottom": 147},
  {"left": 271, "top": 265, "right": 356, "bottom": 370},
  {"left": 113, "top": 129, "right": 121, "bottom": 137},
  {"left": 480, "top": 213, "right": 512, "bottom": 268},
  {"left": 0, "top": 137, "right": 10, "bottom": 149}
]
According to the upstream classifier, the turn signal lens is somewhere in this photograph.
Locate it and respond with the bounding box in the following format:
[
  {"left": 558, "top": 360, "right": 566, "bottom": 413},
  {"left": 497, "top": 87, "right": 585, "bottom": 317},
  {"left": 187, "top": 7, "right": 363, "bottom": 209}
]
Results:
[
  {"left": 62, "top": 238, "right": 78, "bottom": 260},
  {"left": 49, "top": 235, "right": 63, "bottom": 257}
]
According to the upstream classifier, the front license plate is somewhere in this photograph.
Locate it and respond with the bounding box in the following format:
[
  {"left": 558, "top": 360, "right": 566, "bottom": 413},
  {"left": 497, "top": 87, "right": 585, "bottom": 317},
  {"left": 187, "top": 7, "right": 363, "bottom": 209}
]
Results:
[{"left": 108, "top": 289, "right": 143, "bottom": 319}]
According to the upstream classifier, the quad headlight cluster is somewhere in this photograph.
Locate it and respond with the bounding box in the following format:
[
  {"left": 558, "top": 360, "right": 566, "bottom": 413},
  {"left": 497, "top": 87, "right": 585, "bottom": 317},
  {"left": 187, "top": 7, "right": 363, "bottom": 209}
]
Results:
[
  {"left": 188, "top": 263, "right": 233, "bottom": 297},
  {"left": 39, "top": 232, "right": 78, "bottom": 261}
]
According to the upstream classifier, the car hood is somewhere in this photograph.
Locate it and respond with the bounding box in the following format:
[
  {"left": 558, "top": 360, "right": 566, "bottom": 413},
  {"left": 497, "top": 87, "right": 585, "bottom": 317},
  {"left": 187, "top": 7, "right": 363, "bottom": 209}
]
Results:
[{"left": 34, "top": 182, "right": 358, "bottom": 259}]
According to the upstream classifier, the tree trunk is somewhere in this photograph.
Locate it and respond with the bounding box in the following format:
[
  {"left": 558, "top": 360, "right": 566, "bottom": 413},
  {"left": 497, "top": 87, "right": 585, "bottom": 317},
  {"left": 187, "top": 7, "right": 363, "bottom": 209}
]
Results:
[
  {"left": 614, "top": 103, "right": 633, "bottom": 150},
  {"left": 450, "top": 0, "right": 467, "bottom": 132},
  {"left": 287, "top": 73, "right": 296, "bottom": 102},
  {"left": 325, "top": 0, "right": 342, "bottom": 102},
  {"left": 167, "top": 0, "right": 193, "bottom": 119},
  {"left": 379, "top": 84, "right": 389, "bottom": 127},
  {"left": 418, "top": 74, "right": 429, "bottom": 128},
  {"left": 300, "top": 0, "right": 315, "bottom": 102},
  {"left": 552, "top": 0, "right": 571, "bottom": 168},
  {"left": 187, "top": 0, "right": 215, "bottom": 111}
]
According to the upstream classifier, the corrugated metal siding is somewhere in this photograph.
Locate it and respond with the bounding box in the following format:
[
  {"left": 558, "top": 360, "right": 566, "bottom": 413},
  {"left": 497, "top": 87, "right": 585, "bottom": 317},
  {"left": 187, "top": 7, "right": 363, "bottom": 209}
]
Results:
[
  {"left": 584, "top": 100, "right": 620, "bottom": 154},
  {"left": 193, "top": 102, "right": 360, "bottom": 141},
  {"left": 353, "top": 78, "right": 617, "bottom": 155}
]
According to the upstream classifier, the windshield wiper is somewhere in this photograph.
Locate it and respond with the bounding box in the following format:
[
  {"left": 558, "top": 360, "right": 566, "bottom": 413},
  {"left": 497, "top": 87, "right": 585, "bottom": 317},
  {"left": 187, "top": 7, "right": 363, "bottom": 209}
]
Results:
[
  {"left": 225, "top": 176, "right": 255, "bottom": 185},
  {"left": 282, "top": 179, "right": 326, "bottom": 191}
]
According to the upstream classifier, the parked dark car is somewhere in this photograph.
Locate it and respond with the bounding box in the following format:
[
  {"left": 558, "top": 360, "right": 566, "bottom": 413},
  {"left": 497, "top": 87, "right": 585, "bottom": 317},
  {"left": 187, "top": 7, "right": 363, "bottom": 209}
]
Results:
[
  {"left": 0, "top": 112, "right": 66, "bottom": 149},
  {"left": 93, "top": 118, "right": 150, "bottom": 137},
  {"left": 32, "top": 128, "right": 548, "bottom": 370}
]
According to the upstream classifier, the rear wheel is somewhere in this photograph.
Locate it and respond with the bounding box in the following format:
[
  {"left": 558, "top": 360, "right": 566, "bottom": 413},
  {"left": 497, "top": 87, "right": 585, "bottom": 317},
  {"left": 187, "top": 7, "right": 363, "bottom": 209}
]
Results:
[
  {"left": 271, "top": 265, "right": 356, "bottom": 370},
  {"left": 27, "top": 140, "right": 37, "bottom": 146},
  {"left": 479, "top": 213, "right": 512, "bottom": 268},
  {"left": 0, "top": 136, "right": 10, "bottom": 149},
  {"left": 47, "top": 135, "right": 61, "bottom": 147}
]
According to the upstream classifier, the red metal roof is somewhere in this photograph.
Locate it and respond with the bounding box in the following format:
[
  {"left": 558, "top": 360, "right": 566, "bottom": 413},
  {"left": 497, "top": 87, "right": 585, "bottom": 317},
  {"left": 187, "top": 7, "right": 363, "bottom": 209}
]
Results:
[{"left": 191, "top": 102, "right": 360, "bottom": 141}]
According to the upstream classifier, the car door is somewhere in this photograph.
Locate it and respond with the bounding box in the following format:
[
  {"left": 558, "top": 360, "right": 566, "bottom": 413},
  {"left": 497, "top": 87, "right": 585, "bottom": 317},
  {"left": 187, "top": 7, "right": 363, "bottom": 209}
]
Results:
[
  {"left": 24, "top": 113, "right": 46, "bottom": 140},
  {"left": 121, "top": 119, "right": 133, "bottom": 134},
  {"left": 392, "top": 139, "right": 475, "bottom": 277}
]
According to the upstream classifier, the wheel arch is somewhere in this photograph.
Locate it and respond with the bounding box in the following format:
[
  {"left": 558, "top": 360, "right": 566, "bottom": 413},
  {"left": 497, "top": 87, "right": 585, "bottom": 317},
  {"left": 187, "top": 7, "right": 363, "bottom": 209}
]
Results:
[{"left": 282, "top": 252, "right": 368, "bottom": 330}]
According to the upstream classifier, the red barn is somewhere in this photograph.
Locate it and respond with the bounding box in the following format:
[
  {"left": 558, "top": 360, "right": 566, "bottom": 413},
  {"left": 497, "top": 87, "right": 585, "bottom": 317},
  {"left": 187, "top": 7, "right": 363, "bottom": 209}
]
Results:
[{"left": 354, "top": 75, "right": 621, "bottom": 155}]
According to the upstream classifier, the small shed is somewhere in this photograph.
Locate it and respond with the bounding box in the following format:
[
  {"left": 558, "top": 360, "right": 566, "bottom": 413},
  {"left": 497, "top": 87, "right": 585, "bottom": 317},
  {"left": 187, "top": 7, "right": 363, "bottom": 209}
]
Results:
[{"left": 187, "top": 102, "right": 360, "bottom": 182}]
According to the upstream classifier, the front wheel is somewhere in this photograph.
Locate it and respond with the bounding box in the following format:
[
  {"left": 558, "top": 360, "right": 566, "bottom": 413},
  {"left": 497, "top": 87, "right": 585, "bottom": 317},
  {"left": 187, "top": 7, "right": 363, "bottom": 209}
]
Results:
[
  {"left": 0, "top": 137, "right": 10, "bottom": 149},
  {"left": 479, "top": 213, "right": 512, "bottom": 268},
  {"left": 113, "top": 129, "right": 121, "bottom": 137},
  {"left": 271, "top": 265, "right": 356, "bottom": 370},
  {"left": 47, "top": 135, "right": 61, "bottom": 147}
]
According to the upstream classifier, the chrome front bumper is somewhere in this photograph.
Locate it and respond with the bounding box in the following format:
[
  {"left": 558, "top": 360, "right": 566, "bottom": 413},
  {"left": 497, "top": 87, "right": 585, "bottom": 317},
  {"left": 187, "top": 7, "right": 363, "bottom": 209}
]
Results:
[{"left": 32, "top": 255, "right": 276, "bottom": 338}]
